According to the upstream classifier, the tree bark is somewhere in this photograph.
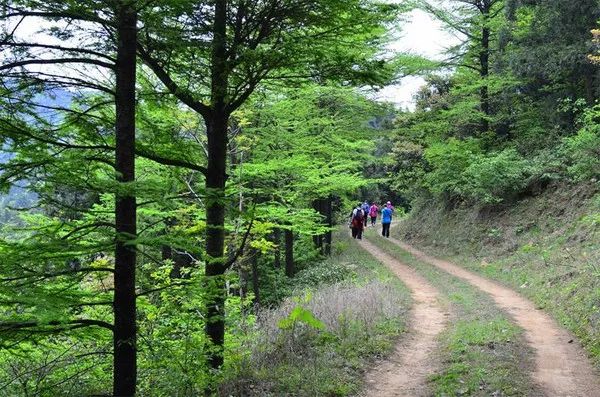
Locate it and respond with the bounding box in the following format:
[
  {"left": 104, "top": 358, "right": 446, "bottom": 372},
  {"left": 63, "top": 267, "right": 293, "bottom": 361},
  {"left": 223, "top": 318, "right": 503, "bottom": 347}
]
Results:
[
  {"left": 324, "top": 196, "right": 333, "bottom": 256},
  {"left": 273, "top": 228, "right": 281, "bottom": 268},
  {"left": 113, "top": 2, "right": 137, "bottom": 396},
  {"left": 285, "top": 229, "right": 294, "bottom": 277},
  {"left": 312, "top": 199, "right": 323, "bottom": 251},
  {"left": 204, "top": 113, "right": 228, "bottom": 370},
  {"left": 479, "top": 7, "right": 491, "bottom": 134},
  {"left": 204, "top": 0, "right": 229, "bottom": 371},
  {"left": 251, "top": 250, "right": 260, "bottom": 305}
]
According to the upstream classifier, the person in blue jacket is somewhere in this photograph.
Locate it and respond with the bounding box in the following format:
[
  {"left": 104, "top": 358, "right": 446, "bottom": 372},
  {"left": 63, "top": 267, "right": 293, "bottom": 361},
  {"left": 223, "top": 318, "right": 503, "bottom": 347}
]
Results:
[{"left": 381, "top": 203, "right": 393, "bottom": 238}]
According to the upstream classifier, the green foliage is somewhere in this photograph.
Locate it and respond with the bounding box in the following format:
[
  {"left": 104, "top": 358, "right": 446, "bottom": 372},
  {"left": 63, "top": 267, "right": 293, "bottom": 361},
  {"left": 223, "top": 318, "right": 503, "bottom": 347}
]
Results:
[
  {"left": 382, "top": 0, "right": 600, "bottom": 210},
  {"left": 423, "top": 138, "right": 481, "bottom": 198},
  {"left": 461, "top": 149, "right": 531, "bottom": 204},
  {"left": 563, "top": 106, "right": 600, "bottom": 181},
  {"left": 278, "top": 300, "right": 326, "bottom": 331}
]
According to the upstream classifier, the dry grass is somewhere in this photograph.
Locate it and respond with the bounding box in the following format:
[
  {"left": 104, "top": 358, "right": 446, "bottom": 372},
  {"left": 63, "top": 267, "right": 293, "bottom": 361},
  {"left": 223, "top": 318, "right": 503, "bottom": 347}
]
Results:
[{"left": 220, "top": 281, "right": 408, "bottom": 396}]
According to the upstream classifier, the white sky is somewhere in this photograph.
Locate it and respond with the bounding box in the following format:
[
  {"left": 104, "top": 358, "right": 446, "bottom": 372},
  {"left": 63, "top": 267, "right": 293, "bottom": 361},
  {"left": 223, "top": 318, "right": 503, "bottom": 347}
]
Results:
[{"left": 372, "top": 8, "right": 460, "bottom": 110}]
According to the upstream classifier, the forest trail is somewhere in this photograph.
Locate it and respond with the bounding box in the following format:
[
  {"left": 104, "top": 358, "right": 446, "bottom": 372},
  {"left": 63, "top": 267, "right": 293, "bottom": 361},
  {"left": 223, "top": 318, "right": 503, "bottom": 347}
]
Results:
[
  {"left": 358, "top": 239, "right": 449, "bottom": 397},
  {"left": 385, "top": 236, "right": 600, "bottom": 397}
]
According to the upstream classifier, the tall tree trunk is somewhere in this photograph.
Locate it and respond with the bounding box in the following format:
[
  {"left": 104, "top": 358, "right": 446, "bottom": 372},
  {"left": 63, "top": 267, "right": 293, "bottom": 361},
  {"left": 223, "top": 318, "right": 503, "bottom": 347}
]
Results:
[
  {"left": 251, "top": 250, "right": 260, "bottom": 305},
  {"left": 583, "top": 67, "right": 596, "bottom": 104},
  {"left": 285, "top": 229, "right": 294, "bottom": 277},
  {"left": 273, "top": 228, "right": 281, "bottom": 268},
  {"left": 312, "top": 199, "right": 323, "bottom": 251},
  {"left": 161, "top": 245, "right": 172, "bottom": 262},
  {"left": 204, "top": 114, "right": 228, "bottom": 370},
  {"left": 113, "top": 3, "right": 137, "bottom": 396},
  {"left": 171, "top": 250, "right": 193, "bottom": 279},
  {"left": 323, "top": 196, "right": 333, "bottom": 256},
  {"left": 205, "top": 0, "right": 229, "bottom": 371},
  {"left": 239, "top": 263, "right": 249, "bottom": 299},
  {"left": 479, "top": 12, "right": 490, "bottom": 134}
]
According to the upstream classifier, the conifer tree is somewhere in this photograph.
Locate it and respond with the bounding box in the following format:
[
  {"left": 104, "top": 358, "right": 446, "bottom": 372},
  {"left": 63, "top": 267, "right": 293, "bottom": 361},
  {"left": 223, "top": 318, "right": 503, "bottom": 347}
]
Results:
[{"left": 137, "top": 0, "right": 401, "bottom": 369}]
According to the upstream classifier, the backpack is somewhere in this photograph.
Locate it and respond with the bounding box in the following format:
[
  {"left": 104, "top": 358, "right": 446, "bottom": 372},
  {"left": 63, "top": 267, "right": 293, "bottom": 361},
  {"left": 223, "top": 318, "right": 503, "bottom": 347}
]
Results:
[{"left": 352, "top": 208, "right": 364, "bottom": 222}]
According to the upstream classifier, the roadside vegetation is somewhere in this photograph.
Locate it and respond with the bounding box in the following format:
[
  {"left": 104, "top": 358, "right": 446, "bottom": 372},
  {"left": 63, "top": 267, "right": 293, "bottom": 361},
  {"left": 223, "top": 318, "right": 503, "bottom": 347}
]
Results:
[
  {"left": 219, "top": 232, "right": 411, "bottom": 396},
  {"left": 376, "top": 0, "right": 600, "bottom": 375}
]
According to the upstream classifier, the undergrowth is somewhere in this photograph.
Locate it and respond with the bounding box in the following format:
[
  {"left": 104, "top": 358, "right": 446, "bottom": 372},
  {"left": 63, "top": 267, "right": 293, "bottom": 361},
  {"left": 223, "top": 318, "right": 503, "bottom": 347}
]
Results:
[{"left": 218, "top": 231, "right": 411, "bottom": 396}]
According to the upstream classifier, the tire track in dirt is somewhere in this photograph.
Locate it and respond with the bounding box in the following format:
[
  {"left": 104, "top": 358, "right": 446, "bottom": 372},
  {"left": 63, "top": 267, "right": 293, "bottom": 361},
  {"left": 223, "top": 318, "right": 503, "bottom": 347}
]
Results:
[
  {"left": 388, "top": 237, "right": 600, "bottom": 397},
  {"left": 358, "top": 239, "right": 450, "bottom": 397}
]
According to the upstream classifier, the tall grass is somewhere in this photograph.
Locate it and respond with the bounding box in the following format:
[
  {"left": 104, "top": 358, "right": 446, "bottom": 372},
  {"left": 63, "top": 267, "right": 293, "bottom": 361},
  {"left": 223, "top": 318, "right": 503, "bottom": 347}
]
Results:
[{"left": 220, "top": 281, "right": 408, "bottom": 396}]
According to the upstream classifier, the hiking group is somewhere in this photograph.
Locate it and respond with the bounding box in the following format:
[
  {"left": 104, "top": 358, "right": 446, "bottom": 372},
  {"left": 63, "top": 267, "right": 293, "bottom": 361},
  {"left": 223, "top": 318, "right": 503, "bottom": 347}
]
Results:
[{"left": 350, "top": 201, "right": 394, "bottom": 240}]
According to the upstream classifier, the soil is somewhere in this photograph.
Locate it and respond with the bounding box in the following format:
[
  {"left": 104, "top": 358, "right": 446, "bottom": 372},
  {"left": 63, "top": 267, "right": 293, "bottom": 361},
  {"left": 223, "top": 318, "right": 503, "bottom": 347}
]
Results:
[
  {"left": 388, "top": 238, "right": 600, "bottom": 397},
  {"left": 358, "top": 239, "right": 450, "bottom": 397}
]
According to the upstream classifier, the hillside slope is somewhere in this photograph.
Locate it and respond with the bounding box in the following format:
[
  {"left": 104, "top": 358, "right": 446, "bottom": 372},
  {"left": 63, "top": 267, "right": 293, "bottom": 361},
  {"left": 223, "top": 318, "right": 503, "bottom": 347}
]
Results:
[{"left": 395, "top": 182, "right": 600, "bottom": 369}]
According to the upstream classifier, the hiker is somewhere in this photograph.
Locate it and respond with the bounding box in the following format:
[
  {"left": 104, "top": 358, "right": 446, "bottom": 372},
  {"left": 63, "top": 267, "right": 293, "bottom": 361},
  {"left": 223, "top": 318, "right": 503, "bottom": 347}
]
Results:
[
  {"left": 361, "top": 201, "right": 370, "bottom": 227},
  {"left": 386, "top": 201, "right": 395, "bottom": 213},
  {"left": 369, "top": 202, "right": 378, "bottom": 226},
  {"left": 350, "top": 203, "right": 365, "bottom": 239},
  {"left": 381, "top": 203, "right": 393, "bottom": 238}
]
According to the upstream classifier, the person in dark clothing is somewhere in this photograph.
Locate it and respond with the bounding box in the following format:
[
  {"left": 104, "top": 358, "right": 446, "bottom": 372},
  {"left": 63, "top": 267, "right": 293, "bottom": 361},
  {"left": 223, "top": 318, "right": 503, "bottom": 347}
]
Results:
[{"left": 350, "top": 204, "right": 365, "bottom": 239}]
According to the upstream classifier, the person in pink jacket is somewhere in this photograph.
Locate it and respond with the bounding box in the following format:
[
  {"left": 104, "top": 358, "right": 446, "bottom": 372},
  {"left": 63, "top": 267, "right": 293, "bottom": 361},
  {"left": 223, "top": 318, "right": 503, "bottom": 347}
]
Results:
[
  {"left": 368, "top": 203, "right": 379, "bottom": 226},
  {"left": 386, "top": 201, "right": 395, "bottom": 213}
]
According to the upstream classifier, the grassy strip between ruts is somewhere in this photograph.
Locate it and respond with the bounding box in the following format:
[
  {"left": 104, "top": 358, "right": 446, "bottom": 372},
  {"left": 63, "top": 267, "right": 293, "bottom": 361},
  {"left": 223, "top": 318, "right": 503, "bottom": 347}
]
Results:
[
  {"left": 219, "top": 230, "right": 412, "bottom": 396},
  {"left": 363, "top": 227, "right": 539, "bottom": 397}
]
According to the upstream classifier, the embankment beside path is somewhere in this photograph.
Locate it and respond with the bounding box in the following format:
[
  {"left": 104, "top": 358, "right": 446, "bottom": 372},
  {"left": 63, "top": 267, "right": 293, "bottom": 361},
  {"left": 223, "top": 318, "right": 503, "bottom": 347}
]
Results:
[{"left": 395, "top": 183, "right": 600, "bottom": 370}]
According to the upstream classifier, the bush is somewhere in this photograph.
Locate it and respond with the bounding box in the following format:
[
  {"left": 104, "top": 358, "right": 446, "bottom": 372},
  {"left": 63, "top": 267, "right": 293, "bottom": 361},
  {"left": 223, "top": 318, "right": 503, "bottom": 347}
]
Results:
[
  {"left": 422, "top": 139, "right": 533, "bottom": 204},
  {"left": 563, "top": 108, "right": 600, "bottom": 181},
  {"left": 460, "top": 148, "right": 532, "bottom": 204},
  {"left": 423, "top": 138, "right": 482, "bottom": 197}
]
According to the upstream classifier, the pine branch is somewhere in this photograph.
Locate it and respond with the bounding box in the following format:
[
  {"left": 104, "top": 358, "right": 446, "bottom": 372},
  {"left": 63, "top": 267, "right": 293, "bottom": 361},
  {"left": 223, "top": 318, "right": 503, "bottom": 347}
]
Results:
[
  {"left": 0, "top": 267, "right": 114, "bottom": 283},
  {"left": 0, "top": 319, "right": 114, "bottom": 332},
  {"left": 0, "top": 42, "right": 116, "bottom": 62},
  {"left": 137, "top": 44, "right": 211, "bottom": 118},
  {"left": 1, "top": 9, "right": 110, "bottom": 25},
  {"left": 0, "top": 58, "right": 115, "bottom": 71},
  {"left": 135, "top": 148, "right": 208, "bottom": 175}
]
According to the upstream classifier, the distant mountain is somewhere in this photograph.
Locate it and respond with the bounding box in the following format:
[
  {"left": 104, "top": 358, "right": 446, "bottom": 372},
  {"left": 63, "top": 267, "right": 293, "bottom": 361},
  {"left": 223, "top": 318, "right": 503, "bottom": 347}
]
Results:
[{"left": 0, "top": 90, "right": 72, "bottom": 224}]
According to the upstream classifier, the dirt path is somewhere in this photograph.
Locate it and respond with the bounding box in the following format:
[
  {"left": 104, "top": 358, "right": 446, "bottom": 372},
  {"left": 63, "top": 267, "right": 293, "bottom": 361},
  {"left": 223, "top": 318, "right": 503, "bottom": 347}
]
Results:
[
  {"left": 358, "top": 239, "right": 449, "bottom": 397},
  {"left": 388, "top": 237, "right": 600, "bottom": 397}
]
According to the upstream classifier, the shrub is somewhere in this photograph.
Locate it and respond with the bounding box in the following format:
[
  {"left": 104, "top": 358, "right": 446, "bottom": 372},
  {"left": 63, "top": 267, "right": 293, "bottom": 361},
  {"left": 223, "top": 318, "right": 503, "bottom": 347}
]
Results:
[
  {"left": 422, "top": 139, "right": 533, "bottom": 204},
  {"left": 563, "top": 111, "right": 600, "bottom": 181},
  {"left": 423, "top": 138, "right": 482, "bottom": 198},
  {"left": 460, "top": 148, "right": 532, "bottom": 204}
]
